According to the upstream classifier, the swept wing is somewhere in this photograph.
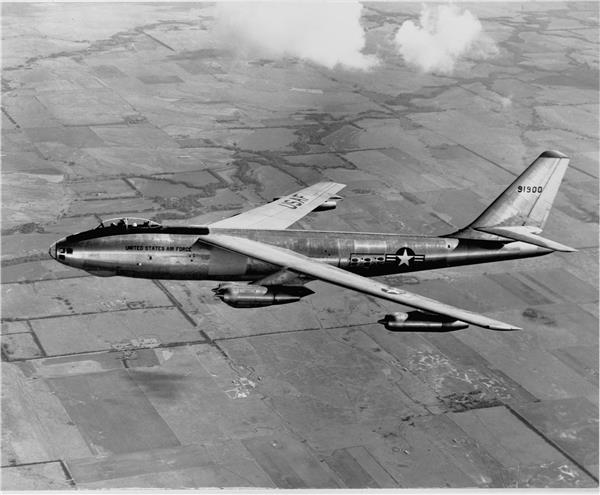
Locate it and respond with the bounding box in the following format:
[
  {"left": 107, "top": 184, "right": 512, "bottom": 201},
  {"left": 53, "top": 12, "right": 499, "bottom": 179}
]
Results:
[
  {"left": 199, "top": 233, "right": 521, "bottom": 331},
  {"left": 208, "top": 182, "right": 345, "bottom": 230}
]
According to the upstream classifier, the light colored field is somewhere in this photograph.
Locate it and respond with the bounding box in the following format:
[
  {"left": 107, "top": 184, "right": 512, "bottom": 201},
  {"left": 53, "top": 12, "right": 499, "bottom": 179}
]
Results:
[
  {"left": 2, "top": 277, "right": 171, "bottom": 320},
  {"left": 32, "top": 307, "right": 200, "bottom": 356},
  {"left": 1, "top": 461, "right": 73, "bottom": 490}
]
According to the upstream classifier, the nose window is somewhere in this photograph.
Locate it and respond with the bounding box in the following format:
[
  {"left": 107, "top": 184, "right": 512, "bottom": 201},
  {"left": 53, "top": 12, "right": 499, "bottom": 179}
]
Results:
[{"left": 58, "top": 247, "right": 73, "bottom": 259}]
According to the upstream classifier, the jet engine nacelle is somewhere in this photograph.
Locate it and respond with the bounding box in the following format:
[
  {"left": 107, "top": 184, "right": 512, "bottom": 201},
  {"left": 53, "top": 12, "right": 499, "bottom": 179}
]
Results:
[
  {"left": 313, "top": 194, "right": 343, "bottom": 212},
  {"left": 271, "top": 195, "right": 342, "bottom": 212},
  {"left": 379, "top": 311, "right": 469, "bottom": 332},
  {"left": 213, "top": 283, "right": 314, "bottom": 308}
]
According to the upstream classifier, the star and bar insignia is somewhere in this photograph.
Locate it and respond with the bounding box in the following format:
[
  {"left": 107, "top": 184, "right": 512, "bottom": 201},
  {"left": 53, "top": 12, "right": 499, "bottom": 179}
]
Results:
[
  {"left": 348, "top": 247, "right": 425, "bottom": 269},
  {"left": 385, "top": 247, "right": 425, "bottom": 268}
]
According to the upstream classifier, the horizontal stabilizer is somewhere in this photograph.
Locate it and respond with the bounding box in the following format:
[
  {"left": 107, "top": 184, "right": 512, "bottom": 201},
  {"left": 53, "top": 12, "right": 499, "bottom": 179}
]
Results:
[{"left": 475, "top": 225, "right": 577, "bottom": 252}]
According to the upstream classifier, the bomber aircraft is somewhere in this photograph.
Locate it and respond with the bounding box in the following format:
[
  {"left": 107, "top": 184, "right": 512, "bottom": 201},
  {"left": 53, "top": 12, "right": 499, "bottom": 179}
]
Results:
[{"left": 49, "top": 151, "right": 574, "bottom": 332}]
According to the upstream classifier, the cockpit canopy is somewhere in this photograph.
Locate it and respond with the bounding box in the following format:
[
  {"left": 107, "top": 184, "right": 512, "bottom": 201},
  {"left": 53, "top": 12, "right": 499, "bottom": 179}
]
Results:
[{"left": 95, "top": 217, "right": 162, "bottom": 230}]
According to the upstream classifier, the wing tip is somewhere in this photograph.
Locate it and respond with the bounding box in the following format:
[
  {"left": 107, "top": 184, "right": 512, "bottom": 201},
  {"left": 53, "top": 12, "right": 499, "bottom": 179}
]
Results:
[
  {"left": 489, "top": 324, "right": 522, "bottom": 331},
  {"left": 540, "top": 150, "right": 569, "bottom": 159}
]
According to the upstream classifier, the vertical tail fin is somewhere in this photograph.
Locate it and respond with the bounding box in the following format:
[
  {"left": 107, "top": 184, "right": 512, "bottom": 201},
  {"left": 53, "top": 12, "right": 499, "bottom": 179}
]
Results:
[
  {"left": 470, "top": 150, "right": 569, "bottom": 230},
  {"left": 449, "top": 151, "right": 574, "bottom": 251}
]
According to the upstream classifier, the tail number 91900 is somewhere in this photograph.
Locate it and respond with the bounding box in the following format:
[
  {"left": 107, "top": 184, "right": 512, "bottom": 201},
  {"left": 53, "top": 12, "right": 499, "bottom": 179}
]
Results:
[{"left": 517, "top": 185, "right": 543, "bottom": 193}]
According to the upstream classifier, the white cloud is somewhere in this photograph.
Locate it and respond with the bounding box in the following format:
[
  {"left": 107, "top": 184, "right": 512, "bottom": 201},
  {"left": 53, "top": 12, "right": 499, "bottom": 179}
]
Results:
[
  {"left": 213, "top": 2, "right": 377, "bottom": 70},
  {"left": 394, "top": 5, "right": 498, "bottom": 75}
]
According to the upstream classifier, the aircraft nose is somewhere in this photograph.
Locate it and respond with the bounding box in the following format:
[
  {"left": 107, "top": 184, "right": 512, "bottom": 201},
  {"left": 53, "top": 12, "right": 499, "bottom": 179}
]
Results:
[{"left": 48, "top": 242, "right": 56, "bottom": 260}]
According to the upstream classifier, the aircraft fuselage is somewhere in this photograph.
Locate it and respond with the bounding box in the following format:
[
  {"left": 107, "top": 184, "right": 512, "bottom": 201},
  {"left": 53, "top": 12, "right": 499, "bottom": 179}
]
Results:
[{"left": 49, "top": 225, "right": 550, "bottom": 280}]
